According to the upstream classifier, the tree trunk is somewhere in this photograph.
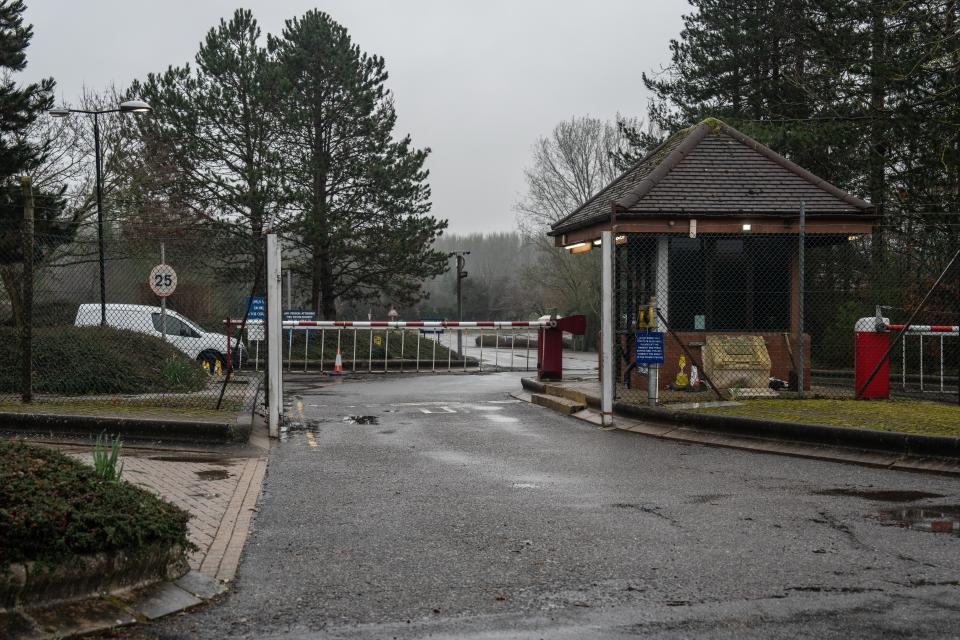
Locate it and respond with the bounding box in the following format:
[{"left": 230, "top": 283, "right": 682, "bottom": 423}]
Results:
[
  {"left": 319, "top": 250, "right": 336, "bottom": 320},
  {"left": 311, "top": 237, "right": 322, "bottom": 316},
  {"left": 250, "top": 211, "right": 266, "bottom": 294},
  {"left": 0, "top": 265, "right": 23, "bottom": 330},
  {"left": 868, "top": 1, "right": 888, "bottom": 295}
]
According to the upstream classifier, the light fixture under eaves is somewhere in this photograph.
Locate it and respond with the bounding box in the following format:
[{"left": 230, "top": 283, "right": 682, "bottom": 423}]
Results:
[{"left": 564, "top": 241, "right": 592, "bottom": 254}]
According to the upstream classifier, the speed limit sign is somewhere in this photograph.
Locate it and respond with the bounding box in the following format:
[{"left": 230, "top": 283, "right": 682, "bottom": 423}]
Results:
[{"left": 149, "top": 263, "right": 177, "bottom": 297}]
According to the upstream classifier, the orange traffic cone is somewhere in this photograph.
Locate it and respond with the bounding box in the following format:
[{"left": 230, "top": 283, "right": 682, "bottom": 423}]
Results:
[{"left": 334, "top": 348, "right": 344, "bottom": 374}]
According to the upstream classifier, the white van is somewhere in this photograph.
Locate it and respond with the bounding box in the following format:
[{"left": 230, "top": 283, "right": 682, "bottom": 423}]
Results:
[{"left": 75, "top": 304, "right": 244, "bottom": 369}]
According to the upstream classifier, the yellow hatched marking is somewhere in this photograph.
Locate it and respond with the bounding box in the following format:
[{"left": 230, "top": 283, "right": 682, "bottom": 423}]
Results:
[{"left": 306, "top": 432, "right": 318, "bottom": 448}]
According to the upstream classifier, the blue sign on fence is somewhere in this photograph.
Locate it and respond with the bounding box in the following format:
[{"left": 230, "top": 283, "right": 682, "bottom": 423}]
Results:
[
  {"left": 635, "top": 331, "right": 665, "bottom": 364},
  {"left": 283, "top": 310, "right": 317, "bottom": 321},
  {"left": 245, "top": 296, "right": 265, "bottom": 320}
]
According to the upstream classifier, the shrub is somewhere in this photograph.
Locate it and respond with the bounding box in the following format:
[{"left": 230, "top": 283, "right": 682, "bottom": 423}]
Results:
[
  {"left": 0, "top": 441, "right": 192, "bottom": 566},
  {"left": 0, "top": 326, "right": 208, "bottom": 395}
]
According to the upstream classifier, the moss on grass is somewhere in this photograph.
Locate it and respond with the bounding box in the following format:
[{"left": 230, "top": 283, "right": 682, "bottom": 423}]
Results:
[
  {"left": 0, "top": 441, "right": 191, "bottom": 566},
  {"left": 0, "top": 399, "right": 230, "bottom": 421},
  {"left": 690, "top": 399, "right": 960, "bottom": 437}
]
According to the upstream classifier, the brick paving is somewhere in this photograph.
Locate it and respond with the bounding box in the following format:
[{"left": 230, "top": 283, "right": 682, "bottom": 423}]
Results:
[{"left": 67, "top": 447, "right": 268, "bottom": 583}]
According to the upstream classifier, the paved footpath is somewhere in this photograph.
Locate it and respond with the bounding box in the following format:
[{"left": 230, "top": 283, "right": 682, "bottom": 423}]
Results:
[
  {"left": 102, "top": 372, "right": 960, "bottom": 639},
  {"left": 58, "top": 428, "right": 268, "bottom": 583}
]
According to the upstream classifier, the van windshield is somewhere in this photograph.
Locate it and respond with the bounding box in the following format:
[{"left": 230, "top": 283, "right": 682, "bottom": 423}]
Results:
[{"left": 151, "top": 313, "right": 200, "bottom": 338}]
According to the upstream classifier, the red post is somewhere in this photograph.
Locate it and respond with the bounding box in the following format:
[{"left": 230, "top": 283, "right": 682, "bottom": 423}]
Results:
[
  {"left": 537, "top": 315, "right": 587, "bottom": 381},
  {"left": 854, "top": 317, "right": 889, "bottom": 399},
  {"left": 225, "top": 317, "right": 232, "bottom": 372}
]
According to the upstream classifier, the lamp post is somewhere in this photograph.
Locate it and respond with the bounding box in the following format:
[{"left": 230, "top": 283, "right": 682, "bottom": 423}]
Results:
[
  {"left": 452, "top": 251, "right": 470, "bottom": 354},
  {"left": 49, "top": 100, "right": 152, "bottom": 325}
]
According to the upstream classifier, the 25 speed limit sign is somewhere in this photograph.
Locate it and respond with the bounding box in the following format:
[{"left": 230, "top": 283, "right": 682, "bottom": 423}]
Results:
[{"left": 149, "top": 263, "right": 178, "bottom": 297}]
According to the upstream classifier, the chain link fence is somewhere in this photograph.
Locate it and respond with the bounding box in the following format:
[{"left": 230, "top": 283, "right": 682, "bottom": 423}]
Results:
[
  {"left": 613, "top": 217, "right": 959, "bottom": 406},
  {"left": 0, "top": 210, "right": 264, "bottom": 412}
]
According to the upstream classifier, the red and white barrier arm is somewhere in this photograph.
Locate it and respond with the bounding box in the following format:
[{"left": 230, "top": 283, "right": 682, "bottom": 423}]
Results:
[
  {"left": 227, "top": 319, "right": 557, "bottom": 329},
  {"left": 281, "top": 320, "right": 556, "bottom": 329},
  {"left": 884, "top": 323, "right": 959, "bottom": 336}
]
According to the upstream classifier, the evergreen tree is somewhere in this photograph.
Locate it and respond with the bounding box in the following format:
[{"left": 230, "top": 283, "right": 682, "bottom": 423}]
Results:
[
  {"left": 627, "top": 0, "right": 959, "bottom": 280},
  {"left": 127, "top": 9, "right": 285, "bottom": 288},
  {"left": 0, "top": 0, "right": 57, "bottom": 328},
  {"left": 0, "top": 0, "right": 54, "bottom": 184},
  {"left": 269, "top": 11, "right": 447, "bottom": 319}
]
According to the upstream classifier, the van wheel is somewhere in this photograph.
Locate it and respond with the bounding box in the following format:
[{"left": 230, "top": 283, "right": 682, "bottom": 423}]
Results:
[{"left": 197, "top": 351, "right": 225, "bottom": 375}]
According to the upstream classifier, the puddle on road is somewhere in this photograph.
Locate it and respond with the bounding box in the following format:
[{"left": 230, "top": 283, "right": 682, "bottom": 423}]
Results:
[
  {"left": 150, "top": 455, "right": 235, "bottom": 465},
  {"left": 816, "top": 488, "right": 945, "bottom": 502},
  {"left": 195, "top": 469, "right": 231, "bottom": 480},
  {"left": 875, "top": 504, "right": 960, "bottom": 536},
  {"left": 343, "top": 415, "right": 379, "bottom": 425},
  {"left": 282, "top": 419, "right": 328, "bottom": 434}
]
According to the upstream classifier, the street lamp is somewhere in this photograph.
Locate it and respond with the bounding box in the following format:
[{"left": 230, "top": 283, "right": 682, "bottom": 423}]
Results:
[
  {"left": 452, "top": 251, "right": 470, "bottom": 354},
  {"left": 50, "top": 100, "right": 153, "bottom": 325}
]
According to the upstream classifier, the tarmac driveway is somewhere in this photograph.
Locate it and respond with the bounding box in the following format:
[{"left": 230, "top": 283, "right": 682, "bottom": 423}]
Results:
[{"left": 119, "top": 371, "right": 960, "bottom": 639}]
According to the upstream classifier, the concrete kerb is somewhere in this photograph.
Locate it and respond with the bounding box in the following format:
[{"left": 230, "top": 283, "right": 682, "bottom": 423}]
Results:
[
  {"left": 0, "top": 411, "right": 253, "bottom": 445},
  {"left": 1, "top": 545, "right": 188, "bottom": 613},
  {"left": 520, "top": 377, "right": 960, "bottom": 463},
  {"left": 1, "top": 569, "right": 227, "bottom": 640}
]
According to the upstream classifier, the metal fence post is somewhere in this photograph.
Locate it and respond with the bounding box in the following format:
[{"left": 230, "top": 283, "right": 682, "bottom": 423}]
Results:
[
  {"left": 266, "top": 233, "right": 282, "bottom": 437},
  {"left": 798, "top": 200, "right": 805, "bottom": 399},
  {"left": 160, "top": 242, "right": 167, "bottom": 342},
  {"left": 601, "top": 230, "right": 614, "bottom": 426},
  {"left": 20, "top": 176, "right": 33, "bottom": 403},
  {"left": 647, "top": 295, "right": 659, "bottom": 407}
]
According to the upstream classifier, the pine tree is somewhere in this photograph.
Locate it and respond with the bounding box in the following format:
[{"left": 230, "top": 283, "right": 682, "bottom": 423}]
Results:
[
  {"left": 269, "top": 10, "right": 447, "bottom": 319},
  {"left": 127, "top": 9, "right": 284, "bottom": 288},
  {"left": 0, "top": 0, "right": 54, "bottom": 183},
  {"left": 627, "top": 0, "right": 958, "bottom": 272},
  {"left": 0, "top": 0, "right": 56, "bottom": 327}
]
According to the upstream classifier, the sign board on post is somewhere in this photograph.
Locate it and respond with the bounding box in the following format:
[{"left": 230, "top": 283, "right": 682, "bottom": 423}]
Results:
[
  {"left": 245, "top": 296, "right": 265, "bottom": 320},
  {"left": 419, "top": 316, "right": 444, "bottom": 335},
  {"left": 282, "top": 310, "right": 317, "bottom": 322},
  {"left": 149, "top": 264, "right": 177, "bottom": 297},
  {"left": 635, "top": 331, "right": 665, "bottom": 365}
]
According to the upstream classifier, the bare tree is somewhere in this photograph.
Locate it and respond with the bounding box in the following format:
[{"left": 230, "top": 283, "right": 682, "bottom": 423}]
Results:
[{"left": 515, "top": 115, "right": 639, "bottom": 348}]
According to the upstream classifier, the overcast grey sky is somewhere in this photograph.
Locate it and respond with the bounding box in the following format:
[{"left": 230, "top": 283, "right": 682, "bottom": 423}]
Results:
[{"left": 23, "top": 0, "right": 687, "bottom": 234}]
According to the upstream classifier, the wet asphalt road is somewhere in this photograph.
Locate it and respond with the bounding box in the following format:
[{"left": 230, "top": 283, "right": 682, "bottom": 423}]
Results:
[{"left": 128, "top": 372, "right": 960, "bottom": 639}]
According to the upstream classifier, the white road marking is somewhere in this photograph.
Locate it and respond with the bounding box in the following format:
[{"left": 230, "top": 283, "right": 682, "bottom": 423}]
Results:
[
  {"left": 419, "top": 406, "right": 457, "bottom": 414},
  {"left": 484, "top": 414, "right": 519, "bottom": 423}
]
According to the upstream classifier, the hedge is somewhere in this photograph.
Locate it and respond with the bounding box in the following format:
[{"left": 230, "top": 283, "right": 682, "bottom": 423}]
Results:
[{"left": 0, "top": 326, "right": 208, "bottom": 395}]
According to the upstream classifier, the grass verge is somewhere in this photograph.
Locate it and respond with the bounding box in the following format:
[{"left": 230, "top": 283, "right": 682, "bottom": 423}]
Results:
[
  {"left": 0, "top": 440, "right": 191, "bottom": 566},
  {"left": 689, "top": 399, "right": 960, "bottom": 437},
  {"left": 0, "top": 399, "right": 233, "bottom": 421}
]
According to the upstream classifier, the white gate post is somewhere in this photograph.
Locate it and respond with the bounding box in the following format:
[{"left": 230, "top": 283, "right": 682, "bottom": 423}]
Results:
[
  {"left": 601, "top": 230, "right": 614, "bottom": 426},
  {"left": 266, "top": 233, "right": 282, "bottom": 438}
]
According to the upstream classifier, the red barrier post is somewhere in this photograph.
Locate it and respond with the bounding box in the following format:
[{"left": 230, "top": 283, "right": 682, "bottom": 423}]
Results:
[
  {"left": 854, "top": 317, "right": 889, "bottom": 399},
  {"left": 226, "top": 317, "right": 232, "bottom": 372}
]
